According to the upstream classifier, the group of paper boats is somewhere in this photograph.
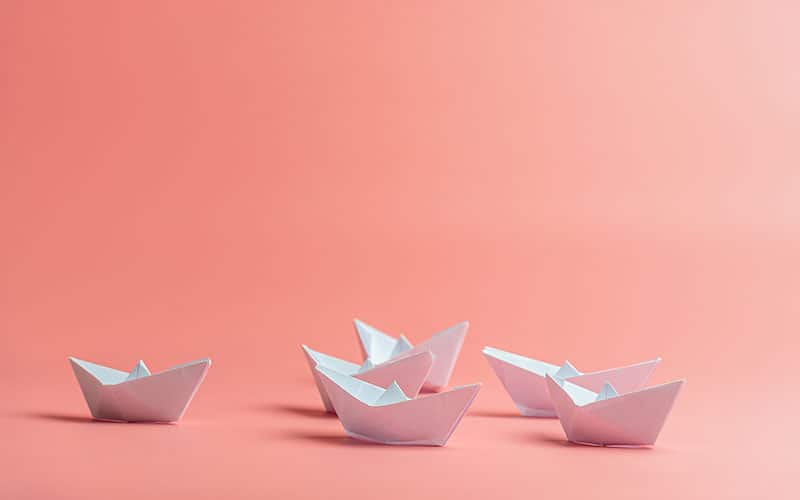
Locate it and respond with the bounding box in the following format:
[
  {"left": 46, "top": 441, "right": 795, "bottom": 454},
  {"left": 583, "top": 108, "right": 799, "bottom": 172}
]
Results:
[
  {"left": 67, "top": 318, "right": 685, "bottom": 448},
  {"left": 303, "top": 319, "right": 478, "bottom": 446},
  {"left": 303, "top": 320, "right": 685, "bottom": 447},
  {"left": 482, "top": 347, "right": 685, "bottom": 447}
]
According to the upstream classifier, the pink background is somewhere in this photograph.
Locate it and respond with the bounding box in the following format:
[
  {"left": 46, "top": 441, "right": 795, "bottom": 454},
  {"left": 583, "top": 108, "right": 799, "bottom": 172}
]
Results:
[{"left": 2, "top": 1, "right": 797, "bottom": 498}]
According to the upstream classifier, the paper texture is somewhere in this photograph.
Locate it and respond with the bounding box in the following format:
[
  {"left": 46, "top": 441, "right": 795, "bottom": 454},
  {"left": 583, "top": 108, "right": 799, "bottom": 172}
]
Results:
[
  {"left": 546, "top": 374, "right": 684, "bottom": 447},
  {"left": 69, "top": 357, "right": 211, "bottom": 423},
  {"left": 301, "top": 345, "right": 432, "bottom": 413},
  {"left": 315, "top": 365, "right": 480, "bottom": 446},
  {"left": 354, "top": 319, "right": 467, "bottom": 391},
  {"left": 482, "top": 347, "right": 660, "bottom": 417}
]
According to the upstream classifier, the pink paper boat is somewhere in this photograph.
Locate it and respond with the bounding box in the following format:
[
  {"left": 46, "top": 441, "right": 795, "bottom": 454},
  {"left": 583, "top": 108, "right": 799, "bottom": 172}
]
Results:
[
  {"left": 482, "top": 346, "right": 660, "bottom": 417},
  {"left": 69, "top": 357, "right": 211, "bottom": 423},
  {"left": 354, "top": 319, "right": 468, "bottom": 391},
  {"left": 315, "top": 365, "right": 481, "bottom": 446},
  {"left": 545, "top": 374, "right": 685, "bottom": 447},
  {"left": 301, "top": 345, "right": 433, "bottom": 413}
]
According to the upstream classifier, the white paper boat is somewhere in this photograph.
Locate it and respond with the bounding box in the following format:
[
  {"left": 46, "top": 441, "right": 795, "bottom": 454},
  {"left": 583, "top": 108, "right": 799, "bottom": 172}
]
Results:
[
  {"left": 301, "top": 345, "right": 433, "bottom": 413},
  {"left": 354, "top": 319, "right": 467, "bottom": 391},
  {"left": 69, "top": 357, "right": 211, "bottom": 423},
  {"left": 545, "top": 374, "right": 684, "bottom": 447},
  {"left": 482, "top": 346, "right": 660, "bottom": 417},
  {"left": 315, "top": 365, "right": 481, "bottom": 446}
]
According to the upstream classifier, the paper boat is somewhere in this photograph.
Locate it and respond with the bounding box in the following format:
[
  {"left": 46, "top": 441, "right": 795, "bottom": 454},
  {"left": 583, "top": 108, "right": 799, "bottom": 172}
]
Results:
[
  {"left": 545, "top": 374, "right": 684, "bottom": 447},
  {"left": 354, "top": 319, "right": 468, "bottom": 391},
  {"left": 69, "top": 357, "right": 211, "bottom": 422},
  {"left": 315, "top": 365, "right": 481, "bottom": 446},
  {"left": 482, "top": 346, "right": 660, "bottom": 417},
  {"left": 301, "top": 345, "right": 433, "bottom": 413}
]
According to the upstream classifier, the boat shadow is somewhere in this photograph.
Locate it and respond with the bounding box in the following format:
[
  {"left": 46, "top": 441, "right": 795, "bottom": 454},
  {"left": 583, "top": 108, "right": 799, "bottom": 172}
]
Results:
[
  {"left": 468, "top": 410, "right": 522, "bottom": 419},
  {"left": 25, "top": 412, "right": 100, "bottom": 424},
  {"left": 278, "top": 429, "right": 387, "bottom": 447},
  {"left": 23, "top": 412, "right": 174, "bottom": 425},
  {"left": 529, "top": 432, "right": 656, "bottom": 451},
  {"left": 256, "top": 403, "right": 335, "bottom": 419}
]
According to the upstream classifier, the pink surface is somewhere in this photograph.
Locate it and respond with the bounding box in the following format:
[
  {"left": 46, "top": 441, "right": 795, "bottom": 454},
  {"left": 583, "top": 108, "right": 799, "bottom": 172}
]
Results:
[{"left": 1, "top": 1, "right": 798, "bottom": 498}]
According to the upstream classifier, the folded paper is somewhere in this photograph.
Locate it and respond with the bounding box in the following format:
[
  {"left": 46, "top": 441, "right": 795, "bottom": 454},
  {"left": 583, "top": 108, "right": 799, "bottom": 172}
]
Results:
[
  {"left": 354, "top": 319, "right": 467, "bottom": 391},
  {"left": 545, "top": 374, "right": 684, "bottom": 447},
  {"left": 482, "top": 346, "right": 660, "bottom": 417},
  {"left": 315, "top": 365, "right": 481, "bottom": 446},
  {"left": 301, "top": 345, "right": 432, "bottom": 413},
  {"left": 69, "top": 357, "right": 211, "bottom": 423}
]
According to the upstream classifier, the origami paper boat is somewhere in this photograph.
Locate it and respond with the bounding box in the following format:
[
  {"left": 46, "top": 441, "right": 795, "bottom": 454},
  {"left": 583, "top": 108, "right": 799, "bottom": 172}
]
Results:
[
  {"left": 301, "top": 345, "right": 433, "bottom": 413},
  {"left": 315, "top": 365, "right": 481, "bottom": 446},
  {"left": 545, "top": 374, "right": 684, "bottom": 447},
  {"left": 482, "top": 346, "right": 660, "bottom": 417},
  {"left": 354, "top": 319, "right": 468, "bottom": 391},
  {"left": 69, "top": 357, "right": 211, "bottom": 423}
]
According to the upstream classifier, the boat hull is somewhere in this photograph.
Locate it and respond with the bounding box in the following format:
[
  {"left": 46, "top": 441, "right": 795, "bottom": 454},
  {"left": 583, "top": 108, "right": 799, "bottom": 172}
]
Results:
[
  {"left": 302, "top": 347, "right": 433, "bottom": 413},
  {"left": 70, "top": 358, "right": 211, "bottom": 423},
  {"left": 546, "top": 375, "right": 684, "bottom": 447},
  {"left": 318, "top": 368, "right": 481, "bottom": 446}
]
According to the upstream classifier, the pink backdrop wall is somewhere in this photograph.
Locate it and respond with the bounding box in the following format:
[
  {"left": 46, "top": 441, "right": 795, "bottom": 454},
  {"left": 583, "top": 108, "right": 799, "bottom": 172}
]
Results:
[{"left": 2, "top": 1, "right": 797, "bottom": 498}]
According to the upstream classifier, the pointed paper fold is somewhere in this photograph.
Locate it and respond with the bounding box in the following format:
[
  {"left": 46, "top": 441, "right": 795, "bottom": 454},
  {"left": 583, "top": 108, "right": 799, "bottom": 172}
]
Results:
[
  {"left": 125, "top": 360, "right": 151, "bottom": 381},
  {"left": 69, "top": 357, "right": 211, "bottom": 423},
  {"left": 374, "top": 381, "right": 409, "bottom": 406},
  {"left": 389, "top": 335, "right": 413, "bottom": 358},
  {"left": 354, "top": 319, "right": 397, "bottom": 362},
  {"left": 595, "top": 382, "right": 618, "bottom": 401},
  {"left": 545, "top": 374, "right": 684, "bottom": 447},
  {"left": 554, "top": 360, "right": 580, "bottom": 379},
  {"left": 315, "top": 365, "right": 481, "bottom": 446},
  {"left": 354, "top": 319, "right": 468, "bottom": 391},
  {"left": 357, "top": 359, "right": 376, "bottom": 374},
  {"left": 301, "top": 345, "right": 433, "bottom": 413},
  {"left": 482, "top": 346, "right": 661, "bottom": 417}
]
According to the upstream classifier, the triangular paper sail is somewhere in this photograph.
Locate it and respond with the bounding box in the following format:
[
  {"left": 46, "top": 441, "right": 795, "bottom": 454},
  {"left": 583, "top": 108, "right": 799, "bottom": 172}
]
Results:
[
  {"left": 389, "top": 334, "right": 413, "bottom": 358},
  {"left": 554, "top": 360, "right": 581, "bottom": 379},
  {"left": 354, "top": 319, "right": 397, "bottom": 363},
  {"left": 595, "top": 382, "right": 618, "bottom": 401},
  {"left": 125, "top": 360, "right": 151, "bottom": 381},
  {"left": 374, "top": 381, "right": 409, "bottom": 406},
  {"left": 357, "top": 359, "right": 376, "bottom": 374}
]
